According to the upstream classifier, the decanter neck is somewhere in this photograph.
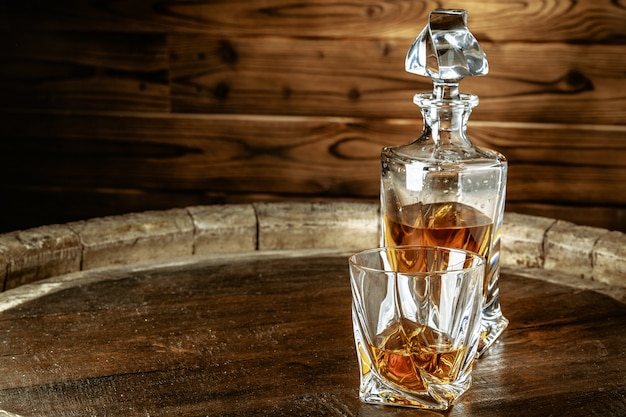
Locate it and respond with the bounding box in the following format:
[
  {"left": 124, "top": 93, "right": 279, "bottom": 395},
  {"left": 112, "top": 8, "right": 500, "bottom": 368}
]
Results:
[{"left": 415, "top": 92, "right": 478, "bottom": 146}]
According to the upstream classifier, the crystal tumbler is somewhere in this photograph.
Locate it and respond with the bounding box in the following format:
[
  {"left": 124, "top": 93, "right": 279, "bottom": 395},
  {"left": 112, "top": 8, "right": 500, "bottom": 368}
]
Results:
[{"left": 349, "top": 246, "right": 484, "bottom": 410}]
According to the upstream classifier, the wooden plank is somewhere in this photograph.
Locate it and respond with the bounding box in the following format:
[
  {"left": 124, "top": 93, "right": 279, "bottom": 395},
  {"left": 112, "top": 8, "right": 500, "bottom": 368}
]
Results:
[
  {"left": 170, "top": 36, "right": 626, "bottom": 124},
  {"left": 1, "top": 0, "right": 625, "bottom": 42},
  {"left": 0, "top": 111, "right": 623, "bottom": 231},
  {"left": 507, "top": 163, "right": 626, "bottom": 205},
  {"left": 503, "top": 211, "right": 626, "bottom": 288},
  {"left": 67, "top": 209, "right": 194, "bottom": 270},
  {"left": 470, "top": 122, "right": 626, "bottom": 167},
  {"left": 593, "top": 231, "right": 626, "bottom": 288},
  {"left": 545, "top": 221, "right": 612, "bottom": 280},
  {"left": 0, "top": 31, "right": 170, "bottom": 112},
  {"left": 501, "top": 212, "right": 557, "bottom": 269},
  {"left": 0, "top": 200, "right": 624, "bottom": 305},
  {"left": 0, "top": 111, "right": 623, "bottom": 200},
  {"left": 2, "top": 30, "right": 624, "bottom": 123},
  {"left": 470, "top": 42, "right": 626, "bottom": 125},
  {"left": 0, "top": 225, "right": 82, "bottom": 291},
  {"left": 0, "top": 202, "right": 623, "bottom": 295},
  {"left": 0, "top": 112, "right": 389, "bottom": 195},
  {"left": 168, "top": 35, "right": 421, "bottom": 119},
  {"left": 505, "top": 202, "right": 626, "bottom": 233},
  {"left": 188, "top": 204, "right": 258, "bottom": 254},
  {"left": 255, "top": 201, "right": 379, "bottom": 251}
]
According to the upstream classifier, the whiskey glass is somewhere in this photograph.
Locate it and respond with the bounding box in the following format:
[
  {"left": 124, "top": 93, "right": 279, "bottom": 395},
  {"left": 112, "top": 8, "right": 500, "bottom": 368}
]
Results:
[{"left": 349, "top": 245, "right": 484, "bottom": 410}]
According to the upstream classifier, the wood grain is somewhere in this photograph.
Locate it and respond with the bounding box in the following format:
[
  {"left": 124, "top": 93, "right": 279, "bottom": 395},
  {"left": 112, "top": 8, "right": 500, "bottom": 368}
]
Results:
[
  {"left": 0, "top": 32, "right": 170, "bottom": 112},
  {"left": 4, "top": 113, "right": 625, "bottom": 196},
  {"left": 0, "top": 252, "right": 624, "bottom": 416},
  {"left": 169, "top": 35, "right": 626, "bottom": 124},
  {"left": 2, "top": 0, "right": 625, "bottom": 41},
  {"left": 0, "top": 200, "right": 623, "bottom": 294},
  {"left": 4, "top": 32, "right": 625, "bottom": 124},
  {"left": 0, "top": 111, "right": 623, "bottom": 232},
  {"left": 0, "top": 0, "right": 625, "bottom": 232}
]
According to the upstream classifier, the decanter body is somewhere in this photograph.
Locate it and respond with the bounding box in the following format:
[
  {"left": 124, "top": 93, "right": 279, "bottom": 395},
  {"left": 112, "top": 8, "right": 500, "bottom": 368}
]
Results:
[{"left": 380, "top": 9, "right": 508, "bottom": 354}]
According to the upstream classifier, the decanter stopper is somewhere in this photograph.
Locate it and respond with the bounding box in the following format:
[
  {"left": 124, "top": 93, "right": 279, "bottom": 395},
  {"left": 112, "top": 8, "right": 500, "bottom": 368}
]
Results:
[{"left": 406, "top": 9, "right": 488, "bottom": 99}]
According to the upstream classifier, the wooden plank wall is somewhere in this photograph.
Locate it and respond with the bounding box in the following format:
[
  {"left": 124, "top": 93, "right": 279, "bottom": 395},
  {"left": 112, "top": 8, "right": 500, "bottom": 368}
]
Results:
[{"left": 0, "top": 0, "right": 625, "bottom": 233}]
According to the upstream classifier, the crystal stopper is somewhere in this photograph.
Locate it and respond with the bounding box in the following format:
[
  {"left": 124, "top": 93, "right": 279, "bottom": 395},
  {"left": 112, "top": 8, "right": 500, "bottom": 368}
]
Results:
[{"left": 406, "top": 9, "right": 488, "bottom": 99}]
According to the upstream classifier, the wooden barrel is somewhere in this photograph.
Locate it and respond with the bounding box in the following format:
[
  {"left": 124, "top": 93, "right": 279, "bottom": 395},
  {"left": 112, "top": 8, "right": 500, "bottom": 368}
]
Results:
[
  {"left": 0, "top": 202, "right": 624, "bottom": 296},
  {"left": 0, "top": 201, "right": 624, "bottom": 416}
]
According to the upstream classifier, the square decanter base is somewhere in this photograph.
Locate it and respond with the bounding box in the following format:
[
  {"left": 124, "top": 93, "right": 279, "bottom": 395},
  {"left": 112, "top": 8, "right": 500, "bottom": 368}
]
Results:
[{"left": 478, "top": 313, "right": 508, "bottom": 356}]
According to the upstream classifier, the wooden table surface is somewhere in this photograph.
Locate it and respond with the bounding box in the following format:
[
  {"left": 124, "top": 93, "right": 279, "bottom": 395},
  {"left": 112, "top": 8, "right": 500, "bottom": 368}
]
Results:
[{"left": 0, "top": 250, "right": 625, "bottom": 417}]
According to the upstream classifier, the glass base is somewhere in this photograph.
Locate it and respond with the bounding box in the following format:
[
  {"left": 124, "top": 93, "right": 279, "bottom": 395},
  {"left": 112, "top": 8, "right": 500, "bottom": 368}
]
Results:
[
  {"left": 478, "top": 305, "right": 508, "bottom": 356},
  {"left": 359, "top": 368, "right": 471, "bottom": 410}
]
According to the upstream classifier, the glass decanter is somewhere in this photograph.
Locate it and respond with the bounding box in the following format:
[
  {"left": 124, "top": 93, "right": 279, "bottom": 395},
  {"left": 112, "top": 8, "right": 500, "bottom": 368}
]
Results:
[{"left": 380, "top": 9, "right": 508, "bottom": 355}]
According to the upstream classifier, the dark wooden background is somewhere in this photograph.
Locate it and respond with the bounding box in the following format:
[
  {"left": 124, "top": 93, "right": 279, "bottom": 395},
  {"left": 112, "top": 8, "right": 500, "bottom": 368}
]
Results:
[{"left": 1, "top": 0, "right": 625, "bottom": 233}]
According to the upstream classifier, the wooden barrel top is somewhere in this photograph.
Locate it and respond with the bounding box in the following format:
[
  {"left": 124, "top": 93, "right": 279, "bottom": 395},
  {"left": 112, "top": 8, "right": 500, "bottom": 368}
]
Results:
[{"left": 0, "top": 202, "right": 624, "bottom": 416}]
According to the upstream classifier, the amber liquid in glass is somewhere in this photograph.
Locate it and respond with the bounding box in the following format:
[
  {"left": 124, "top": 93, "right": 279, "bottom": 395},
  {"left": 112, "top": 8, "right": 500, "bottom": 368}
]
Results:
[
  {"left": 384, "top": 201, "right": 492, "bottom": 293},
  {"left": 368, "top": 318, "right": 466, "bottom": 393}
]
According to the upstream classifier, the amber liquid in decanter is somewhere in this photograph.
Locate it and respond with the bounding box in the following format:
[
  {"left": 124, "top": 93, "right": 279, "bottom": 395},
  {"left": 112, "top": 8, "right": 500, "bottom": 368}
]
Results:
[{"left": 384, "top": 201, "right": 493, "bottom": 294}]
